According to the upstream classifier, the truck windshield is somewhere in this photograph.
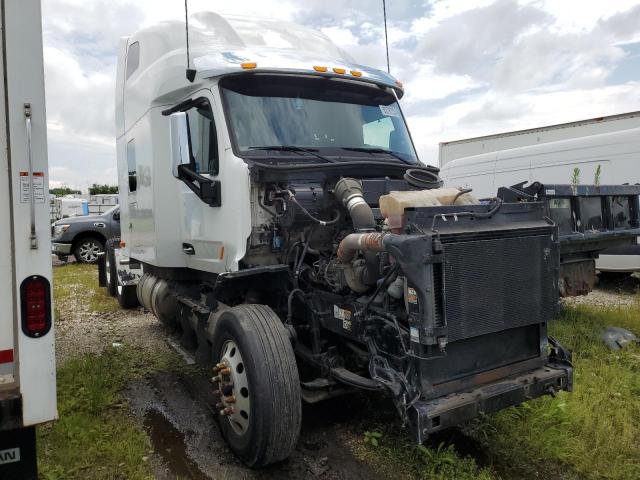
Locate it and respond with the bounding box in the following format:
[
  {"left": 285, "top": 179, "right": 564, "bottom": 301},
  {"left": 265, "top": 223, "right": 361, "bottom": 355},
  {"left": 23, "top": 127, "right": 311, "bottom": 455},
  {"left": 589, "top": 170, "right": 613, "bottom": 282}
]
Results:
[{"left": 220, "top": 75, "right": 419, "bottom": 164}]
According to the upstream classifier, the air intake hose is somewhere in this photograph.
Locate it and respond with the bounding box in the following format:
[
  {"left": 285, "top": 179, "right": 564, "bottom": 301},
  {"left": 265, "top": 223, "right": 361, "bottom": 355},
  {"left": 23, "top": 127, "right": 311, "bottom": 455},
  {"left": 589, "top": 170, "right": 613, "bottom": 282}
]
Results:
[{"left": 334, "top": 178, "right": 379, "bottom": 286}]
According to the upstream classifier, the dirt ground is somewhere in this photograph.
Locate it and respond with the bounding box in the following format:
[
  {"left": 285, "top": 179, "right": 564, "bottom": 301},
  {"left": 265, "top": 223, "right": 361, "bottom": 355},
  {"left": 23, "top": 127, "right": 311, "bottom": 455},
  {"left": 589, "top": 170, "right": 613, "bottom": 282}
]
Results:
[{"left": 54, "top": 265, "right": 387, "bottom": 479}]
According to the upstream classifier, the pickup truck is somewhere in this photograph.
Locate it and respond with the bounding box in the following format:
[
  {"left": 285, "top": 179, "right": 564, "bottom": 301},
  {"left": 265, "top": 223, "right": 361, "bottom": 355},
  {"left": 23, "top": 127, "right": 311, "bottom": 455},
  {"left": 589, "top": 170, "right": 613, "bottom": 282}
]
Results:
[{"left": 51, "top": 205, "right": 120, "bottom": 263}]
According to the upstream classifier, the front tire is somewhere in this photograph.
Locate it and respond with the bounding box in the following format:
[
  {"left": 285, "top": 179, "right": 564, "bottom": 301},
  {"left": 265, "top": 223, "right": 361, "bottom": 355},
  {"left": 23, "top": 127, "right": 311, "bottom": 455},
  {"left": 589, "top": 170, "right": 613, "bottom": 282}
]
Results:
[
  {"left": 74, "top": 237, "right": 104, "bottom": 264},
  {"left": 212, "top": 304, "right": 301, "bottom": 468}
]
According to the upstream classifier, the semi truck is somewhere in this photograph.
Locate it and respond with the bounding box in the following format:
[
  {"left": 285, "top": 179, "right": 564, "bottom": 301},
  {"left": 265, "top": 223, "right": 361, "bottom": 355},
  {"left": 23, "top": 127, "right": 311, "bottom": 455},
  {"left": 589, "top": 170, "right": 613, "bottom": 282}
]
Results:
[
  {"left": 439, "top": 112, "right": 640, "bottom": 274},
  {"left": 100, "top": 12, "right": 640, "bottom": 468},
  {"left": 0, "top": 1, "right": 57, "bottom": 479}
]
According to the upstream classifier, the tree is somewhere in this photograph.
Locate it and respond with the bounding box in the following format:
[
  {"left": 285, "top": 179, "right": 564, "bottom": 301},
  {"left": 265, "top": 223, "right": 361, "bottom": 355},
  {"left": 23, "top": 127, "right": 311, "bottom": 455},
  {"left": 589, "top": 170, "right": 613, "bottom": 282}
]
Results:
[
  {"left": 88, "top": 184, "right": 118, "bottom": 195},
  {"left": 49, "top": 186, "right": 81, "bottom": 196}
]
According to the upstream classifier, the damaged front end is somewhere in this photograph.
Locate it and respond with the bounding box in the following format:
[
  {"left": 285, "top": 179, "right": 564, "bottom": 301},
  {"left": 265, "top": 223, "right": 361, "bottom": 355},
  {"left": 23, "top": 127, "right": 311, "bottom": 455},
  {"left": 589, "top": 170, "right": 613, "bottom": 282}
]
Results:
[
  {"left": 339, "top": 200, "right": 573, "bottom": 443},
  {"left": 250, "top": 168, "right": 576, "bottom": 444}
]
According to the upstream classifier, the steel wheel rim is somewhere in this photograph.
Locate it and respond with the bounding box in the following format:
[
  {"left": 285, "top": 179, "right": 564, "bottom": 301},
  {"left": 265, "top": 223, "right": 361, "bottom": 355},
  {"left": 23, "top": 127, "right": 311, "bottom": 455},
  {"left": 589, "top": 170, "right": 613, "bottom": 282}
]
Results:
[
  {"left": 217, "top": 340, "right": 251, "bottom": 436},
  {"left": 78, "top": 241, "right": 101, "bottom": 262}
]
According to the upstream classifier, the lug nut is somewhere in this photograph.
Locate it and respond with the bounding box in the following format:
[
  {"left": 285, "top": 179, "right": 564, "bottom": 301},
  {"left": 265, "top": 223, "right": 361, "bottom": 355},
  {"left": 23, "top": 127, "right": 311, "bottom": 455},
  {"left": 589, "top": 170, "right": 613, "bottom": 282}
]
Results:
[
  {"left": 219, "top": 407, "right": 234, "bottom": 416},
  {"left": 222, "top": 385, "right": 234, "bottom": 396},
  {"left": 213, "top": 362, "right": 226, "bottom": 373},
  {"left": 224, "top": 396, "right": 236, "bottom": 404},
  {"left": 220, "top": 367, "right": 231, "bottom": 376}
]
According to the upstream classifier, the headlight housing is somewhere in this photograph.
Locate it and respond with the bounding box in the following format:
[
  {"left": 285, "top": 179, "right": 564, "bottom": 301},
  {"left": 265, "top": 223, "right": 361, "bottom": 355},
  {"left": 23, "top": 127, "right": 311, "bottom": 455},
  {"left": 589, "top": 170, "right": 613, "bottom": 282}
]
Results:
[{"left": 53, "top": 224, "right": 70, "bottom": 238}]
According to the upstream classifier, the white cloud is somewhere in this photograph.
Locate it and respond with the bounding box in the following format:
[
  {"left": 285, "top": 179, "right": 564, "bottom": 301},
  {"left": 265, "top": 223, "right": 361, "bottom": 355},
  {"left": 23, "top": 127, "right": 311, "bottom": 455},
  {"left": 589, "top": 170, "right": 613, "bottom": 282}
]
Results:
[{"left": 40, "top": 0, "right": 640, "bottom": 189}]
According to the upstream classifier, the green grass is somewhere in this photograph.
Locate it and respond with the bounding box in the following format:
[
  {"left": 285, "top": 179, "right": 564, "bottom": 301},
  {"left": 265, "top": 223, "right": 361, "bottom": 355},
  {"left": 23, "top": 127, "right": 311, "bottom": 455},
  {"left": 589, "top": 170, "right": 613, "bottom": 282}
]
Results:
[
  {"left": 356, "top": 300, "right": 640, "bottom": 480},
  {"left": 469, "top": 301, "right": 640, "bottom": 480},
  {"left": 37, "top": 347, "right": 155, "bottom": 480},
  {"left": 53, "top": 263, "right": 119, "bottom": 316},
  {"left": 41, "top": 263, "right": 180, "bottom": 479}
]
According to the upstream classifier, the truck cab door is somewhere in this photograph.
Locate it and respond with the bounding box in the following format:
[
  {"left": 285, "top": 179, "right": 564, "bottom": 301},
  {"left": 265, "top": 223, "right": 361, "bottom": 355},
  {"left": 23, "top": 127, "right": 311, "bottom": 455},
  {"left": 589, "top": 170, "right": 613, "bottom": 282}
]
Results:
[{"left": 167, "top": 92, "right": 228, "bottom": 272}]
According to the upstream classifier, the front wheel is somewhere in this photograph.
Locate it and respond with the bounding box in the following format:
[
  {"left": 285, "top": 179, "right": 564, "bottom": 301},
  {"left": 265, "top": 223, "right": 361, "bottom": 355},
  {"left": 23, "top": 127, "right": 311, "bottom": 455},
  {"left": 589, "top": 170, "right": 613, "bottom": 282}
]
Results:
[
  {"left": 212, "top": 304, "right": 301, "bottom": 468},
  {"left": 74, "top": 237, "right": 104, "bottom": 264}
]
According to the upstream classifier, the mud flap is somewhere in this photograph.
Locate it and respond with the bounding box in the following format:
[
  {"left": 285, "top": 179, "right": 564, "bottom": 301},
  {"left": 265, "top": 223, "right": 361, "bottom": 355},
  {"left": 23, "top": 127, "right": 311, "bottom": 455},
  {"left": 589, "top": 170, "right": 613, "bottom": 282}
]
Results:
[{"left": 0, "top": 427, "right": 37, "bottom": 480}]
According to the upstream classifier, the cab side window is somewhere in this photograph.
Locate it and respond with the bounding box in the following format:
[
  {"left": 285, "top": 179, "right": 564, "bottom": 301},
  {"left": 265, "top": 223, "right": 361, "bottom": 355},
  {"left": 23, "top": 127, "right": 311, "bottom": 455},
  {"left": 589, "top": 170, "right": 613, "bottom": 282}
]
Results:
[
  {"left": 186, "top": 100, "right": 218, "bottom": 175},
  {"left": 125, "top": 42, "right": 140, "bottom": 80}
]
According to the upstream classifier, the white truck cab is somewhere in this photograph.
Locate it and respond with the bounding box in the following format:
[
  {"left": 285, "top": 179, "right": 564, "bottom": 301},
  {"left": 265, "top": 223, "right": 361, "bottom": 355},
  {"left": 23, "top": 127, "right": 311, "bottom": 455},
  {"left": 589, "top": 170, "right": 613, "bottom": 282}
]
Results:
[{"left": 0, "top": 1, "right": 57, "bottom": 478}]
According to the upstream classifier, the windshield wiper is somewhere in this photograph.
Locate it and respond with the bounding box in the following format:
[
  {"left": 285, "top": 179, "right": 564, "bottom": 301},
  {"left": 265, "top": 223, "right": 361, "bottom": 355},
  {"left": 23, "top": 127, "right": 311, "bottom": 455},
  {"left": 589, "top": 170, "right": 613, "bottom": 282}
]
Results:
[
  {"left": 341, "top": 147, "right": 409, "bottom": 164},
  {"left": 248, "top": 145, "right": 337, "bottom": 163}
]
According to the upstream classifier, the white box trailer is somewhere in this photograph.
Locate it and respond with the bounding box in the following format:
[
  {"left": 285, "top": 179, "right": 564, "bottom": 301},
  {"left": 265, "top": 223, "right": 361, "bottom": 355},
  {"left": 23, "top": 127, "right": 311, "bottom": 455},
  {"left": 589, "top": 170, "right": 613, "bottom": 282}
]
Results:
[
  {"left": 0, "top": 1, "right": 57, "bottom": 478},
  {"left": 438, "top": 111, "right": 640, "bottom": 167},
  {"left": 440, "top": 114, "right": 640, "bottom": 273}
]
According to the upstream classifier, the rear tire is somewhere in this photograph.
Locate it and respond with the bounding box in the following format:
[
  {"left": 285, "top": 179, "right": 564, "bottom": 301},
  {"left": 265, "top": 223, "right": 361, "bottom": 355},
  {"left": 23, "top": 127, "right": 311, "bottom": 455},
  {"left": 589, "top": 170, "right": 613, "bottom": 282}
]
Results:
[
  {"left": 212, "top": 304, "right": 301, "bottom": 468},
  {"left": 116, "top": 283, "right": 139, "bottom": 309},
  {"left": 74, "top": 237, "right": 104, "bottom": 264},
  {"left": 104, "top": 240, "right": 117, "bottom": 297}
]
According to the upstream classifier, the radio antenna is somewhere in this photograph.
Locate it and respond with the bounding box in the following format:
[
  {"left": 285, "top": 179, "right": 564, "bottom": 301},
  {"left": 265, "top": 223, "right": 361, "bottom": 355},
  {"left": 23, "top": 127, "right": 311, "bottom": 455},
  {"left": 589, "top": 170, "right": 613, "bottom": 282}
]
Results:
[
  {"left": 185, "top": 0, "right": 196, "bottom": 82},
  {"left": 382, "top": 0, "right": 390, "bottom": 73}
]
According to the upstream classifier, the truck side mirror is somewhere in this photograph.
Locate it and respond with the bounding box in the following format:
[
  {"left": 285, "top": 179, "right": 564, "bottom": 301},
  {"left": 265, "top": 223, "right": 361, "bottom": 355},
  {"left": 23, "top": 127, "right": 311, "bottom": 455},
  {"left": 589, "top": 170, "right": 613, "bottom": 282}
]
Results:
[{"left": 169, "top": 112, "right": 191, "bottom": 178}]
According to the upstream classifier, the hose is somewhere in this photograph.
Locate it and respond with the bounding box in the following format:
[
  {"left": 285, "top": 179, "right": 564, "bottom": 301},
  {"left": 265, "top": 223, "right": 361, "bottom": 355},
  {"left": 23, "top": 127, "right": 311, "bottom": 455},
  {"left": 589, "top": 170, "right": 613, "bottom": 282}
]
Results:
[
  {"left": 288, "top": 194, "right": 341, "bottom": 226},
  {"left": 403, "top": 168, "right": 443, "bottom": 189},
  {"left": 337, "top": 232, "right": 387, "bottom": 263},
  {"left": 452, "top": 188, "right": 473, "bottom": 205}
]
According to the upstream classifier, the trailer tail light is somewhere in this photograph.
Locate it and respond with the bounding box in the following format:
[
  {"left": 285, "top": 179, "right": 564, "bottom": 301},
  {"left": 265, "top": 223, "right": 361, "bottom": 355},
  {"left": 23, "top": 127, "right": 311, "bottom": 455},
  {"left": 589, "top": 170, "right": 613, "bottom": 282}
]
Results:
[{"left": 20, "top": 275, "right": 52, "bottom": 338}]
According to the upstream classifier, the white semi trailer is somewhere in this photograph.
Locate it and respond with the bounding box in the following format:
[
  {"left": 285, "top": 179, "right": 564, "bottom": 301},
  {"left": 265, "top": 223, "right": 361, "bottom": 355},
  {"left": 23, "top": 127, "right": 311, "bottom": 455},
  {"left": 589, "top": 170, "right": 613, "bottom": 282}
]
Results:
[
  {"left": 0, "top": 1, "right": 57, "bottom": 479},
  {"left": 439, "top": 113, "right": 640, "bottom": 273},
  {"left": 100, "top": 11, "right": 639, "bottom": 469}
]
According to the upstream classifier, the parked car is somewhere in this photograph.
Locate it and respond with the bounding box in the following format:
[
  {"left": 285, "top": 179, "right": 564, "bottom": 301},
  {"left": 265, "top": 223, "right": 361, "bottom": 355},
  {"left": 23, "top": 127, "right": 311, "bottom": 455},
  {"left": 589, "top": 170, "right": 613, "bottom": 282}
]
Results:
[{"left": 51, "top": 205, "right": 120, "bottom": 263}]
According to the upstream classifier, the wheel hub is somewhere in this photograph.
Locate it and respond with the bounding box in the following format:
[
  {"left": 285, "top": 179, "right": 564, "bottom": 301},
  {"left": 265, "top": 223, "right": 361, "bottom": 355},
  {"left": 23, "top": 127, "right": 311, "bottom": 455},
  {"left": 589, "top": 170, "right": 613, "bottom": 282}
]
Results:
[
  {"left": 78, "top": 241, "right": 101, "bottom": 262},
  {"left": 214, "top": 340, "right": 250, "bottom": 435}
]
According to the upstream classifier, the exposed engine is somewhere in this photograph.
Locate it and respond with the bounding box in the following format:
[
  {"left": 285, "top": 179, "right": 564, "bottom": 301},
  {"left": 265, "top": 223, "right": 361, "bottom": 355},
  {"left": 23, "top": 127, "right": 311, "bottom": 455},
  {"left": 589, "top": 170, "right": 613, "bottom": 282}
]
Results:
[{"left": 238, "top": 171, "right": 572, "bottom": 441}]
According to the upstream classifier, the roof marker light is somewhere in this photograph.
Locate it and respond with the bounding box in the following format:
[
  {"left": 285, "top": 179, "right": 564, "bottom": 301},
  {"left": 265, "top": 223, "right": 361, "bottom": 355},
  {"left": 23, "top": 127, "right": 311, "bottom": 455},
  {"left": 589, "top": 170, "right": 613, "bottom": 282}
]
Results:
[
  {"left": 350, "top": 70, "right": 362, "bottom": 77},
  {"left": 241, "top": 62, "right": 257, "bottom": 69},
  {"left": 333, "top": 67, "right": 346, "bottom": 74},
  {"left": 313, "top": 66, "right": 328, "bottom": 72}
]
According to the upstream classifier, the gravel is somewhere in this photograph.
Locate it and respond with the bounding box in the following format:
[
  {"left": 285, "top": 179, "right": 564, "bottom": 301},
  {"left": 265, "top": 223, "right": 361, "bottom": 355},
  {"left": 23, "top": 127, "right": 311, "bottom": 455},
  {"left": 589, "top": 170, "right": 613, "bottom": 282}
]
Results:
[{"left": 55, "top": 307, "right": 171, "bottom": 365}]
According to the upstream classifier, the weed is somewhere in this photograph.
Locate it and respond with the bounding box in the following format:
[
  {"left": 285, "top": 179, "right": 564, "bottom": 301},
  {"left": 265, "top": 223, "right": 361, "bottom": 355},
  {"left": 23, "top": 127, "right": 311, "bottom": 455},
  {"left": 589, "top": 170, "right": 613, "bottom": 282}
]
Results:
[
  {"left": 37, "top": 347, "right": 155, "bottom": 480},
  {"left": 364, "top": 430, "right": 383, "bottom": 446},
  {"left": 571, "top": 167, "right": 581, "bottom": 186}
]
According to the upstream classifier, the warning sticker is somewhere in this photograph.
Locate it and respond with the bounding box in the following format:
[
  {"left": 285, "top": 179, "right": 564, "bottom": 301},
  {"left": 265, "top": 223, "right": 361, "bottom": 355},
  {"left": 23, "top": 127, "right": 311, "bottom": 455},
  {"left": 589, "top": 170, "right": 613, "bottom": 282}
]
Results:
[
  {"left": 410, "top": 327, "right": 419, "bottom": 342},
  {"left": 19, "top": 172, "right": 45, "bottom": 204},
  {"left": 333, "top": 304, "right": 351, "bottom": 320},
  {"left": 379, "top": 104, "right": 401, "bottom": 117},
  {"left": 406, "top": 287, "right": 418, "bottom": 304}
]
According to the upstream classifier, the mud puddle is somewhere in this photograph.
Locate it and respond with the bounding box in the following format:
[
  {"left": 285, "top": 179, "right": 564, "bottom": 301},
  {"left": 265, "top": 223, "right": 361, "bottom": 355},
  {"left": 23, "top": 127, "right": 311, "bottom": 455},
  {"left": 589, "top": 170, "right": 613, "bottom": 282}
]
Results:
[{"left": 124, "top": 370, "right": 384, "bottom": 479}]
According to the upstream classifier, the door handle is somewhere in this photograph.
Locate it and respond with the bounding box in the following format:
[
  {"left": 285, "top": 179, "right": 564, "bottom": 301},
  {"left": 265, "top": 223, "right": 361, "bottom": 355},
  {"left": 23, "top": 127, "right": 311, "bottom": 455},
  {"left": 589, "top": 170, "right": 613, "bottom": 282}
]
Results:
[
  {"left": 25, "top": 103, "right": 37, "bottom": 249},
  {"left": 182, "top": 243, "right": 195, "bottom": 255}
]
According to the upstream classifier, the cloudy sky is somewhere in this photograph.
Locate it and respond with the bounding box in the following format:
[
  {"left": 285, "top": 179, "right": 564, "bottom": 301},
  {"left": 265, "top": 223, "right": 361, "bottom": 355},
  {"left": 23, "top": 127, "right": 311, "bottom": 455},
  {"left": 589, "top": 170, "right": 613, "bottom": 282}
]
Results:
[{"left": 42, "top": 0, "right": 640, "bottom": 190}]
